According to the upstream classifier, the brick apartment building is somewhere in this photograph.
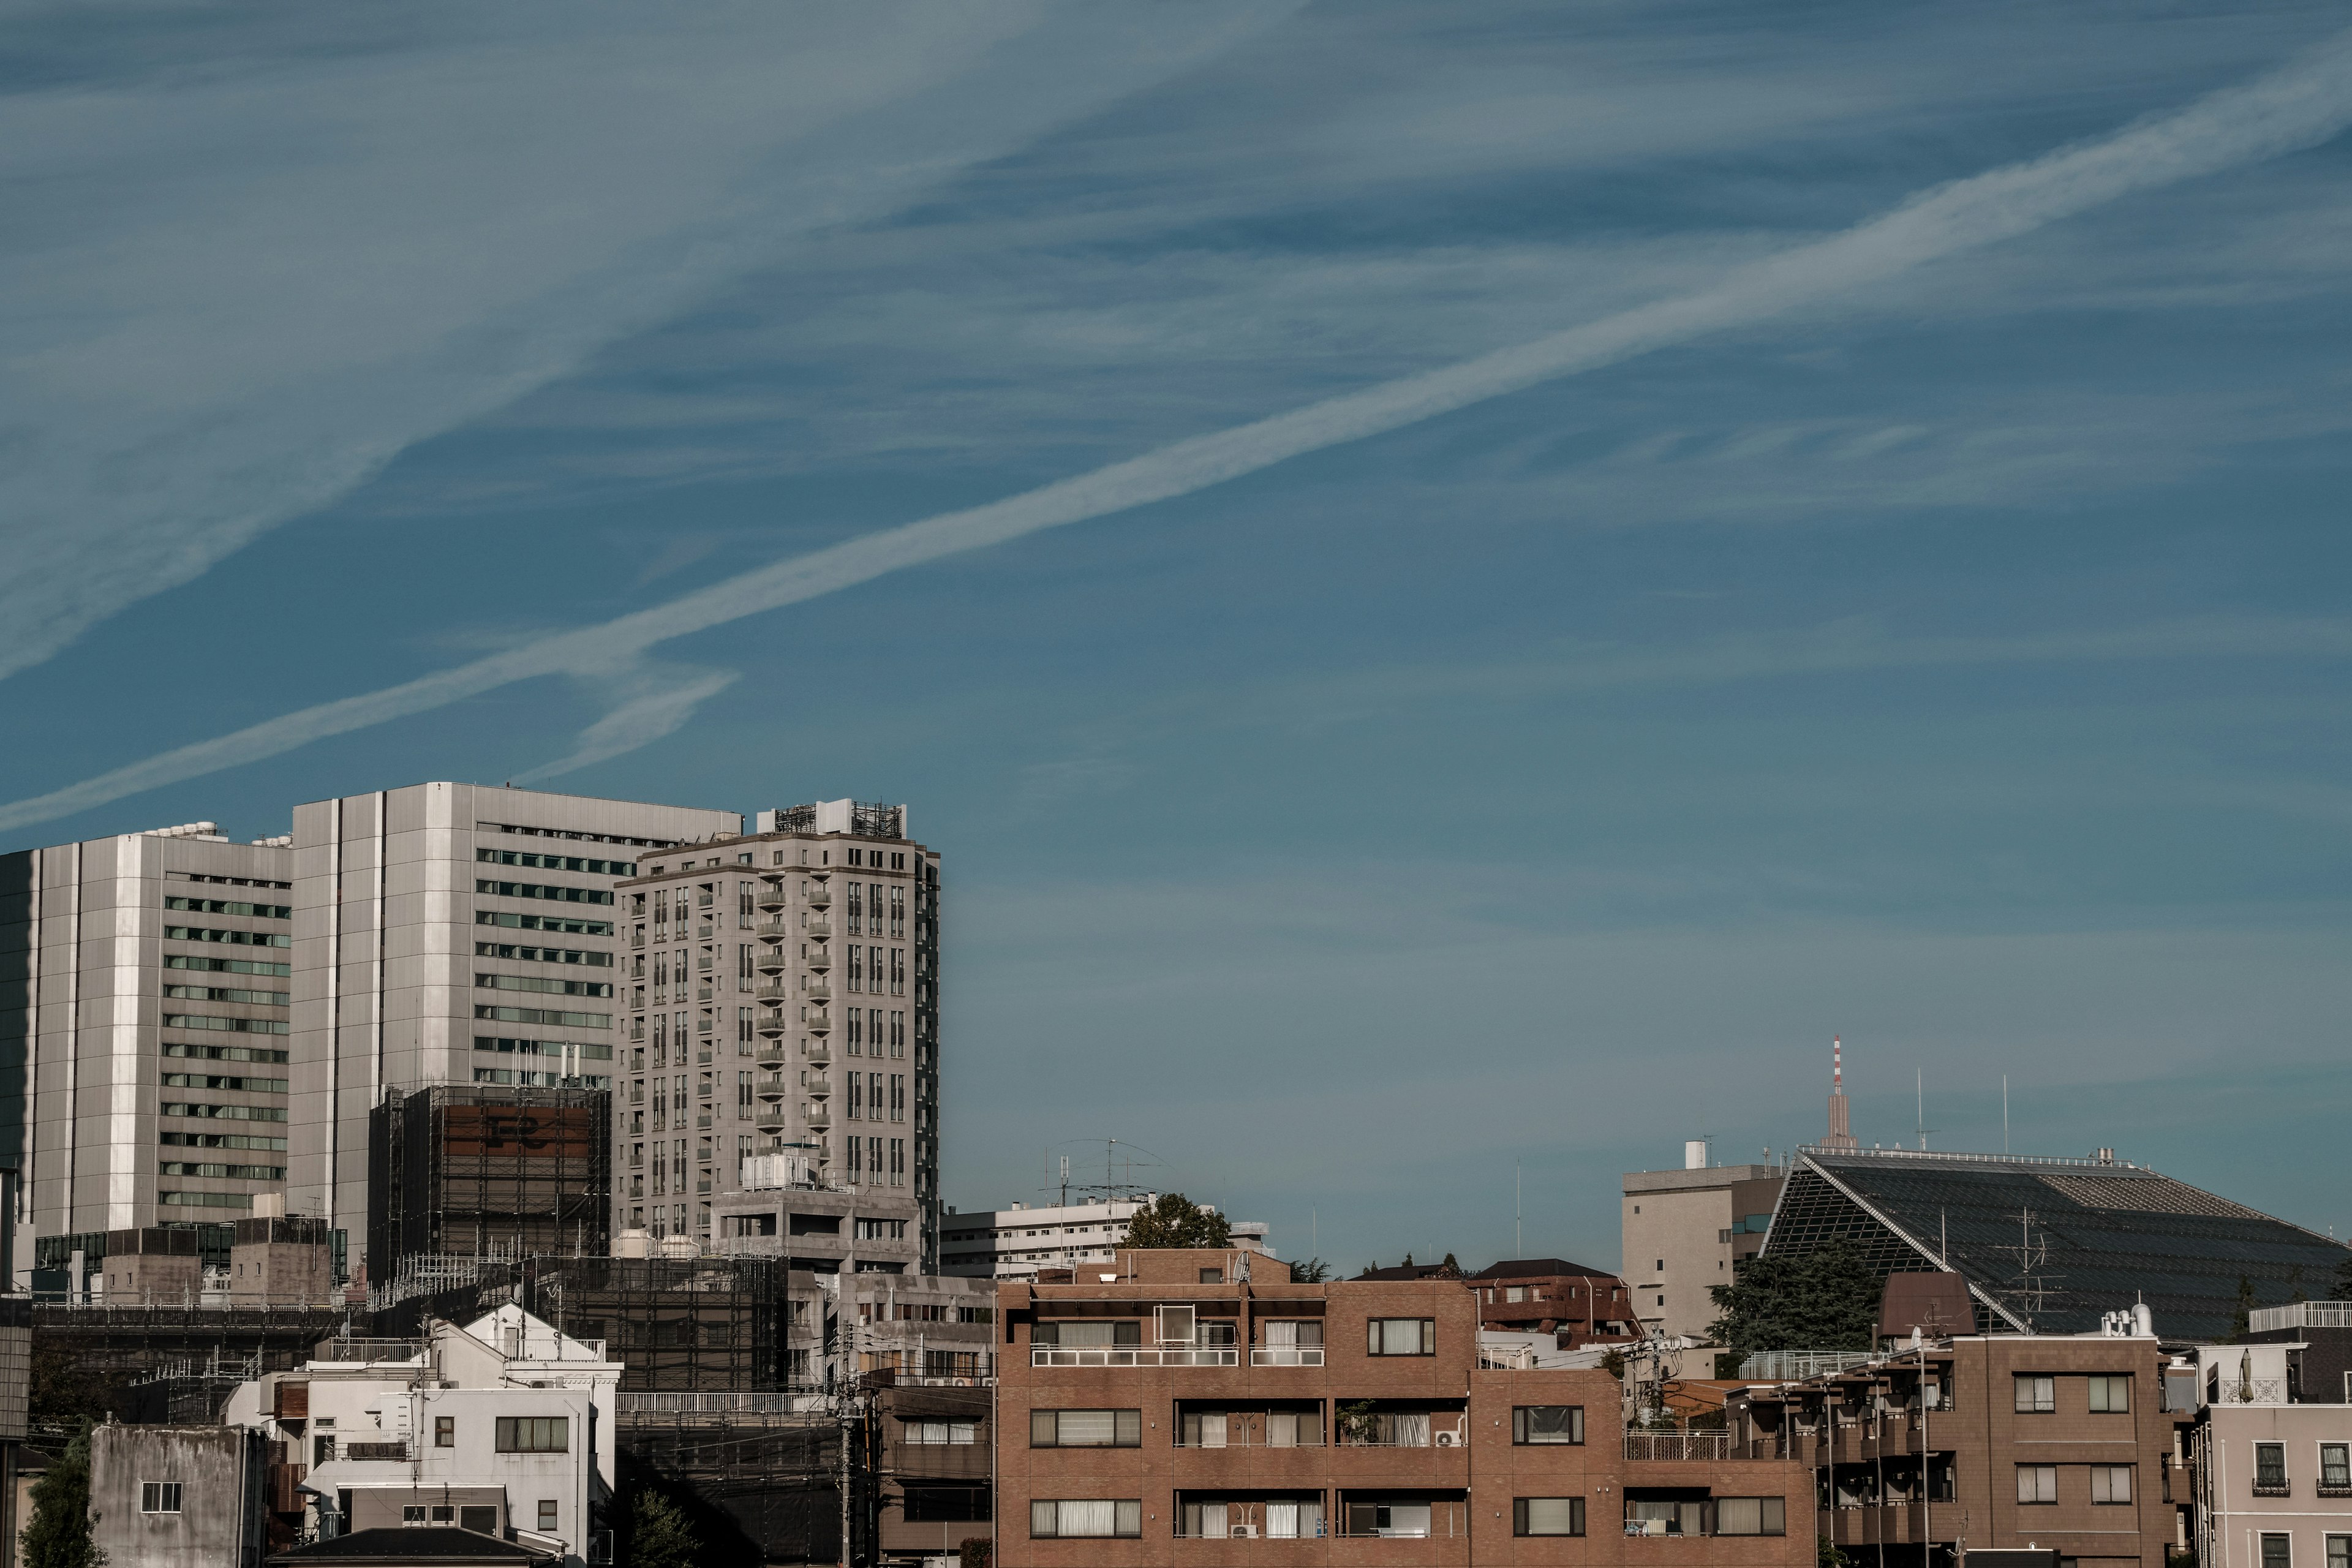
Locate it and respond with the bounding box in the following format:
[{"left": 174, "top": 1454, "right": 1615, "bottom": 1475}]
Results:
[
  {"left": 1730, "top": 1320, "right": 2189, "bottom": 1567},
  {"left": 994, "top": 1248, "right": 1813, "bottom": 1564},
  {"left": 1468, "top": 1259, "right": 1642, "bottom": 1348}
]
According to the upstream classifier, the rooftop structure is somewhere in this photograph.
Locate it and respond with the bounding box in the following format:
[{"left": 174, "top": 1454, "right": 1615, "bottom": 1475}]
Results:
[
  {"left": 1464, "top": 1257, "right": 1640, "bottom": 1347},
  {"left": 1761, "top": 1145, "right": 2350, "bottom": 1339},
  {"left": 940, "top": 1197, "right": 1274, "bottom": 1282}
]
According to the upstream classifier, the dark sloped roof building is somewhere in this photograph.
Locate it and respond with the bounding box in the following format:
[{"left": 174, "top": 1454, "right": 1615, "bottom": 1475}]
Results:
[{"left": 1760, "top": 1145, "right": 2346, "bottom": 1340}]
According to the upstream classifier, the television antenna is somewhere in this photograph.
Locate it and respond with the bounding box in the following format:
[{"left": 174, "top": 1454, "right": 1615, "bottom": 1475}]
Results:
[{"left": 1997, "top": 1207, "right": 2060, "bottom": 1329}]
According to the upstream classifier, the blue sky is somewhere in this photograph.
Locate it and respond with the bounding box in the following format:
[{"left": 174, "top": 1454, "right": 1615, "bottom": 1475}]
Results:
[{"left": 7, "top": 1, "right": 2352, "bottom": 1275}]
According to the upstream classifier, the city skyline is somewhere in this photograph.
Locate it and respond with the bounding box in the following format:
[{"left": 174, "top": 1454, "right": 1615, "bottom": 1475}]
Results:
[{"left": 6, "top": 4, "right": 2352, "bottom": 1278}]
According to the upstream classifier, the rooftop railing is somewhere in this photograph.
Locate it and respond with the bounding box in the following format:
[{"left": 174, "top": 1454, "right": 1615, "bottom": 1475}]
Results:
[{"left": 2249, "top": 1302, "right": 2352, "bottom": 1334}]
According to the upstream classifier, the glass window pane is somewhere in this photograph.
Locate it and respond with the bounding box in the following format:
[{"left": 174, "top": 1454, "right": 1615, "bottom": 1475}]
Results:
[
  {"left": 1523, "top": 1498, "right": 1581, "bottom": 1536},
  {"left": 1718, "top": 1498, "right": 1762, "bottom": 1535}
]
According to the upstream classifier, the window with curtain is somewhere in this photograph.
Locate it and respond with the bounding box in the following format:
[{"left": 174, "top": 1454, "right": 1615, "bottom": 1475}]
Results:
[
  {"left": 2090, "top": 1466, "right": 2132, "bottom": 1504},
  {"left": 1514, "top": 1498, "right": 1583, "bottom": 1537},
  {"left": 2014, "top": 1374, "right": 2055, "bottom": 1412},
  {"left": 1368, "top": 1317, "right": 1436, "bottom": 1355},
  {"left": 2323, "top": 1444, "right": 2351, "bottom": 1490},
  {"left": 1264, "top": 1409, "right": 1324, "bottom": 1447},
  {"left": 1266, "top": 1499, "right": 1320, "bottom": 1539},
  {"left": 2262, "top": 1536, "right": 2291, "bottom": 1568},
  {"left": 1031, "top": 1409, "right": 1139, "bottom": 1447},
  {"left": 2016, "top": 1465, "right": 2057, "bottom": 1504},
  {"left": 1714, "top": 1497, "right": 1786, "bottom": 1536},
  {"left": 2325, "top": 1535, "right": 2350, "bottom": 1568},
  {"left": 1030, "top": 1499, "right": 1140, "bottom": 1539},
  {"left": 2088, "top": 1374, "right": 2131, "bottom": 1412},
  {"left": 2258, "top": 1444, "right": 2290, "bottom": 1488}
]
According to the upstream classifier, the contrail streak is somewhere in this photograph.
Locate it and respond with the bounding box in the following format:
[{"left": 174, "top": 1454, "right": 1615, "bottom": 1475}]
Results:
[{"left": 7, "top": 30, "right": 2352, "bottom": 837}]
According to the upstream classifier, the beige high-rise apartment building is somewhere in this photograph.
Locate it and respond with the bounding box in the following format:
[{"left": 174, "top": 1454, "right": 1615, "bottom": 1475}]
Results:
[
  {"left": 284, "top": 783, "right": 742, "bottom": 1276},
  {"left": 0, "top": 822, "right": 296, "bottom": 1283},
  {"left": 612, "top": 799, "right": 941, "bottom": 1275}
]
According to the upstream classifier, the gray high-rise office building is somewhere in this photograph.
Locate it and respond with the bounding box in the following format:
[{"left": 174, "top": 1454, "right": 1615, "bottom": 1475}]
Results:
[
  {"left": 0, "top": 822, "right": 297, "bottom": 1284},
  {"left": 615, "top": 800, "right": 942, "bottom": 1273},
  {"left": 284, "top": 783, "right": 741, "bottom": 1279}
]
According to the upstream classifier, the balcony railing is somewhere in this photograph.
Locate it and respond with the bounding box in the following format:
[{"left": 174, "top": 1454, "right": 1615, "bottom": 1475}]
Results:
[
  {"left": 1250, "top": 1348, "right": 1325, "bottom": 1366},
  {"left": 344, "top": 1441, "right": 408, "bottom": 1461},
  {"left": 2212, "top": 1378, "right": 2289, "bottom": 1405},
  {"left": 1627, "top": 1431, "right": 1732, "bottom": 1461},
  {"left": 1032, "top": 1347, "right": 1242, "bottom": 1368}
]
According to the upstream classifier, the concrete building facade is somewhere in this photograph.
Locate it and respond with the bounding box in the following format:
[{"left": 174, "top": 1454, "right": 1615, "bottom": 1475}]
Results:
[
  {"left": 941, "top": 1197, "right": 1276, "bottom": 1282},
  {"left": 1621, "top": 1153, "right": 1787, "bottom": 1340},
  {"left": 89, "top": 1422, "right": 270, "bottom": 1568},
  {"left": 2188, "top": 1333, "right": 2352, "bottom": 1568},
  {"left": 614, "top": 801, "right": 940, "bottom": 1273},
  {"left": 994, "top": 1247, "right": 1815, "bottom": 1564},
  {"left": 1, "top": 823, "right": 296, "bottom": 1280},
  {"left": 285, "top": 783, "right": 741, "bottom": 1280}
]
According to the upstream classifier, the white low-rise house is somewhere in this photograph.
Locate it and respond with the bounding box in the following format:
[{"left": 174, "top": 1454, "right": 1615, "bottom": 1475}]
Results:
[
  {"left": 2190, "top": 1333, "right": 2352, "bottom": 1568},
  {"left": 225, "top": 1305, "right": 620, "bottom": 1565}
]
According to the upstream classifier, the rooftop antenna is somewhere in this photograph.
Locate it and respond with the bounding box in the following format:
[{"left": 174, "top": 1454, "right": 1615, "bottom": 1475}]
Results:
[
  {"left": 2002, "top": 1075, "right": 2010, "bottom": 1154},
  {"left": 1059, "top": 1156, "right": 1069, "bottom": 1208},
  {"left": 1515, "top": 1163, "right": 1522, "bottom": 1258},
  {"left": 1915, "top": 1068, "right": 1935, "bottom": 1151},
  {"left": 1821, "top": 1035, "right": 1859, "bottom": 1150}
]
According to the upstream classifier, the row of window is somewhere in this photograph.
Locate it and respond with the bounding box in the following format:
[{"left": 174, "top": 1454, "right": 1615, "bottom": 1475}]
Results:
[
  {"left": 1020, "top": 1496, "right": 1778, "bottom": 1541},
  {"left": 162, "top": 984, "right": 287, "bottom": 1006},
  {"left": 162, "top": 1130, "right": 287, "bottom": 1152},
  {"left": 475, "top": 941, "right": 613, "bottom": 967},
  {"left": 167, "top": 955, "right": 291, "bottom": 978},
  {"left": 165, "top": 1042, "right": 289, "bottom": 1064},
  {"left": 475, "top": 1036, "right": 614, "bottom": 1061},
  {"left": 160, "top": 1072, "right": 287, "bottom": 1093},
  {"left": 2015, "top": 1464, "right": 2134, "bottom": 1504},
  {"left": 160, "top": 1191, "right": 252, "bottom": 1208},
  {"left": 475, "top": 1005, "right": 611, "bottom": 1030},
  {"left": 478, "top": 971, "right": 613, "bottom": 998},
  {"left": 160, "top": 1161, "right": 283, "bottom": 1180},
  {"left": 477, "top": 910, "right": 613, "bottom": 937},
  {"left": 477, "top": 848, "right": 636, "bottom": 876},
  {"left": 166, "top": 926, "right": 290, "bottom": 948},
  {"left": 1022, "top": 1404, "right": 1581, "bottom": 1449},
  {"left": 473, "top": 1069, "right": 611, "bottom": 1089},
  {"left": 164, "top": 1014, "right": 288, "bottom": 1035},
  {"left": 163, "top": 896, "right": 291, "bottom": 919},
  {"left": 475, "top": 879, "right": 614, "bottom": 907},
  {"left": 2014, "top": 1373, "right": 2133, "bottom": 1412},
  {"left": 2255, "top": 1537, "right": 2352, "bottom": 1568},
  {"left": 843, "top": 945, "right": 908, "bottom": 995},
  {"left": 171, "top": 872, "right": 290, "bottom": 889},
  {"left": 2253, "top": 1440, "right": 2352, "bottom": 1491},
  {"left": 480, "top": 820, "right": 673, "bottom": 850},
  {"left": 164, "top": 1102, "right": 287, "bottom": 1122}
]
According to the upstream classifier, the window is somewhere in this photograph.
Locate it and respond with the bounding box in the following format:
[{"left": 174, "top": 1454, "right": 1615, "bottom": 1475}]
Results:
[
  {"left": 2088, "top": 1374, "right": 2131, "bottom": 1412},
  {"left": 435, "top": 1415, "right": 454, "bottom": 1447},
  {"left": 1715, "top": 1497, "right": 1787, "bottom": 1536},
  {"left": 1512, "top": 1406, "right": 1585, "bottom": 1445},
  {"left": 1512, "top": 1498, "right": 1584, "bottom": 1537},
  {"left": 2324, "top": 1444, "right": 2352, "bottom": 1491},
  {"left": 538, "top": 1501, "right": 559, "bottom": 1532},
  {"left": 1030, "top": 1500, "right": 1142, "bottom": 1539},
  {"left": 496, "top": 1416, "right": 570, "bottom": 1453},
  {"left": 2017, "top": 1464, "right": 2058, "bottom": 1504},
  {"left": 2263, "top": 1535, "right": 2292, "bottom": 1568},
  {"left": 2090, "top": 1465, "right": 2133, "bottom": 1504},
  {"left": 2015, "top": 1374, "right": 2055, "bottom": 1413},
  {"left": 141, "top": 1482, "right": 183, "bottom": 1513},
  {"left": 905, "top": 1420, "right": 979, "bottom": 1445},
  {"left": 2326, "top": 1536, "right": 2350, "bottom": 1568},
  {"left": 1368, "top": 1317, "right": 1436, "bottom": 1355},
  {"left": 2258, "top": 1442, "right": 2290, "bottom": 1491},
  {"left": 1031, "top": 1409, "right": 1142, "bottom": 1447}
]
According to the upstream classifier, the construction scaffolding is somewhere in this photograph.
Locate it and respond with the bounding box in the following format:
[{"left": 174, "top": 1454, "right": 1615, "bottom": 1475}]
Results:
[
  {"left": 368, "top": 1084, "right": 611, "bottom": 1280},
  {"left": 619, "top": 1393, "right": 856, "bottom": 1565}
]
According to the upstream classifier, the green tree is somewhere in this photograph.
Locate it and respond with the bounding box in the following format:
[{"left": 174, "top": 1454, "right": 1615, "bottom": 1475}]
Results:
[
  {"left": 1437, "top": 1253, "right": 1463, "bottom": 1278},
  {"left": 1705, "top": 1241, "right": 1879, "bottom": 1362},
  {"left": 1289, "top": 1257, "right": 1332, "bottom": 1283},
  {"left": 21, "top": 1421, "right": 103, "bottom": 1568},
  {"left": 957, "top": 1539, "right": 992, "bottom": 1568},
  {"left": 2231, "top": 1275, "right": 2258, "bottom": 1342},
  {"left": 1120, "top": 1194, "right": 1231, "bottom": 1250},
  {"left": 628, "top": 1487, "right": 698, "bottom": 1568},
  {"left": 1819, "top": 1538, "right": 1853, "bottom": 1568}
]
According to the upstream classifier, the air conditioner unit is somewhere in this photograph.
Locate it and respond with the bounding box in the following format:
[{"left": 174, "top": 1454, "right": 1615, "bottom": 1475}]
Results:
[
  {"left": 1434, "top": 1430, "right": 1461, "bottom": 1447},
  {"left": 1229, "top": 1525, "right": 1259, "bottom": 1539}
]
